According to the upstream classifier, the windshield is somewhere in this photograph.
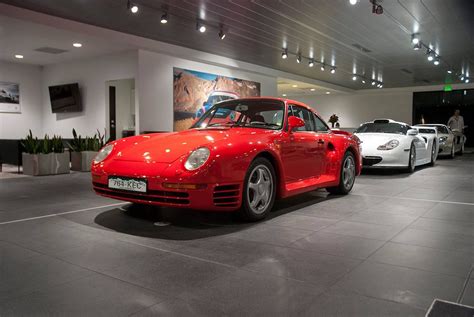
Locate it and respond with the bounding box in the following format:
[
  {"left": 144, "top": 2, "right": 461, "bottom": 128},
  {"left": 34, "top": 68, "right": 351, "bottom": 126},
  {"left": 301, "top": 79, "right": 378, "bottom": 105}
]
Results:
[
  {"left": 355, "top": 122, "right": 409, "bottom": 135},
  {"left": 207, "top": 95, "right": 235, "bottom": 106},
  {"left": 192, "top": 99, "right": 285, "bottom": 130}
]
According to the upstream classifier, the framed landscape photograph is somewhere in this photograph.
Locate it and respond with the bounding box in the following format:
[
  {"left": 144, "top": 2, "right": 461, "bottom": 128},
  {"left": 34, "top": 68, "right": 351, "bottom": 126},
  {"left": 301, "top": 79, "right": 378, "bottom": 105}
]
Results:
[
  {"left": 0, "top": 81, "right": 21, "bottom": 113},
  {"left": 173, "top": 68, "right": 260, "bottom": 131}
]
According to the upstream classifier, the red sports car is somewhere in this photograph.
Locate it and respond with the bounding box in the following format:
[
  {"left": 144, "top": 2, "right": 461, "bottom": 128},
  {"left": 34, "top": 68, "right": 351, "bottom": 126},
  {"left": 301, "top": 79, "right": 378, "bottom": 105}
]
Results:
[{"left": 92, "top": 98, "right": 361, "bottom": 221}]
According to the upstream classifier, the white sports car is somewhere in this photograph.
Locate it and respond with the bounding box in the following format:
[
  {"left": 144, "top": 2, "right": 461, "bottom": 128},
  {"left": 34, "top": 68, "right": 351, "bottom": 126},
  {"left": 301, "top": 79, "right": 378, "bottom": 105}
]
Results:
[
  {"left": 354, "top": 119, "right": 438, "bottom": 172},
  {"left": 415, "top": 124, "right": 466, "bottom": 157}
]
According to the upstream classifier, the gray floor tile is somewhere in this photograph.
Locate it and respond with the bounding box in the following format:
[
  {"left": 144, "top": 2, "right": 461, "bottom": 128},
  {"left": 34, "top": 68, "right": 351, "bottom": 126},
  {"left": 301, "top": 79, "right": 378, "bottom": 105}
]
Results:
[
  {"left": 265, "top": 213, "right": 337, "bottom": 231},
  {"left": 289, "top": 231, "right": 385, "bottom": 259},
  {"left": 368, "top": 242, "right": 474, "bottom": 277},
  {"left": 103, "top": 253, "right": 235, "bottom": 297},
  {"left": 321, "top": 221, "right": 405, "bottom": 241},
  {"left": 423, "top": 203, "right": 474, "bottom": 223},
  {"left": 391, "top": 228, "right": 474, "bottom": 255},
  {"left": 240, "top": 245, "right": 361, "bottom": 286},
  {"left": 332, "top": 261, "right": 466, "bottom": 310},
  {"left": 0, "top": 274, "right": 165, "bottom": 317},
  {"left": 131, "top": 297, "right": 228, "bottom": 317},
  {"left": 346, "top": 211, "right": 417, "bottom": 226},
  {"left": 228, "top": 224, "right": 313, "bottom": 246},
  {"left": 300, "top": 289, "right": 425, "bottom": 316},
  {"left": 294, "top": 205, "right": 356, "bottom": 219},
  {"left": 367, "top": 198, "right": 437, "bottom": 217},
  {"left": 180, "top": 269, "right": 324, "bottom": 316},
  {"left": 409, "top": 218, "right": 474, "bottom": 237}
]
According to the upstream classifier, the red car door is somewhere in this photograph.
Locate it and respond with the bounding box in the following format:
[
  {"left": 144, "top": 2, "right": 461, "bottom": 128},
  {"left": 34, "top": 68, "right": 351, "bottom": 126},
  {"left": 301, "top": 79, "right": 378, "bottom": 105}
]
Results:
[{"left": 280, "top": 105, "right": 323, "bottom": 182}]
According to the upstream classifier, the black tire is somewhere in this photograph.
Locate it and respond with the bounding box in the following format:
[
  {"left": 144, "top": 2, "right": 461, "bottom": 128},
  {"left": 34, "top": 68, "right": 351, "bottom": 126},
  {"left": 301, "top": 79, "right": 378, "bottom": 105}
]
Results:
[
  {"left": 429, "top": 141, "right": 437, "bottom": 166},
  {"left": 326, "top": 151, "right": 356, "bottom": 195},
  {"left": 239, "top": 157, "right": 276, "bottom": 222},
  {"left": 407, "top": 143, "right": 416, "bottom": 173}
]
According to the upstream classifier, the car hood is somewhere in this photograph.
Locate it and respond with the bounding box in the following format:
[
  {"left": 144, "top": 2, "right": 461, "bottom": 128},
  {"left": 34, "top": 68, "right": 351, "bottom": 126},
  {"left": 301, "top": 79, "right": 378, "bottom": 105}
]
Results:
[
  {"left": 114, "top": 128, "right": 266, "bottom": 163},
  {"left": 355, "top": 133, "right": 404, "bottom": 148}
]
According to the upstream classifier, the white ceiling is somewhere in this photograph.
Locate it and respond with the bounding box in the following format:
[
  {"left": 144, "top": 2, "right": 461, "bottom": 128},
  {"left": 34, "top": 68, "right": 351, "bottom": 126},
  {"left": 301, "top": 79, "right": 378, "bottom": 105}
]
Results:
[
  {"left": 277, "top": 78, "right": 335, "bottom": 96},
  {"left": 0, "top": 15, "right": 133, "bottom": 65}
]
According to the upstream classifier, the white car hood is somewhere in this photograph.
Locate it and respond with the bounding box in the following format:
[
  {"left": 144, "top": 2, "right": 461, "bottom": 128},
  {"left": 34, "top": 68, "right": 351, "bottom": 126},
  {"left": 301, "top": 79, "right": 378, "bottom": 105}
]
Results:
[{"left": 355, "top": 133, "right": 404, "bottom": 150}]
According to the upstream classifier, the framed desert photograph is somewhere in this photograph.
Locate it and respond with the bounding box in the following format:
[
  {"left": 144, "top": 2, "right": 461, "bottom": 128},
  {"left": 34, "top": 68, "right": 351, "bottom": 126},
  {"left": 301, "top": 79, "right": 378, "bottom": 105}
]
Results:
[
  {"left": 0, "top": 81, "right": 21, "bottom": 113},
  {"left": 173, "top": 68, "right": 260, "bottom": 131}
]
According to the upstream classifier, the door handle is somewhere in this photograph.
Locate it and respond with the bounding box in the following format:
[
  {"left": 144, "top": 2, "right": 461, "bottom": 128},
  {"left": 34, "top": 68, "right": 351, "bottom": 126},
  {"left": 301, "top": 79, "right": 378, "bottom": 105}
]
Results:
[{"left": 318, "top": 139, "right": 325, "bottom": 145}]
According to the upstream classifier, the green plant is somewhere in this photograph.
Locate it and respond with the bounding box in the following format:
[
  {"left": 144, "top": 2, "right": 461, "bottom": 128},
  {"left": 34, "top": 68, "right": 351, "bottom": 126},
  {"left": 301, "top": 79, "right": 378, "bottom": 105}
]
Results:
[
  {"left": 52, "top": 135, "right": 64, "bottom": 153},
  {"left": 67, "top": 128, "right": 107, "bottom": 152},
  {"left": 41, "top": 134, "right": 54, "bottom": 154},
  {"left": 67, "top": 128, "right": 84, "bottom": 152},
  {"left": 21, "top": 130, "right": 40, "bottom": 154}
]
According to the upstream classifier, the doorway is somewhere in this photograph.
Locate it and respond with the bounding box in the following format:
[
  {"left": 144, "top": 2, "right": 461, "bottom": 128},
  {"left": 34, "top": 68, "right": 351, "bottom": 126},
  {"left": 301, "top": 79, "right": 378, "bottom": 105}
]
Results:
[{"left": 106, "top": 79, "right": 136, "bottom": 140}]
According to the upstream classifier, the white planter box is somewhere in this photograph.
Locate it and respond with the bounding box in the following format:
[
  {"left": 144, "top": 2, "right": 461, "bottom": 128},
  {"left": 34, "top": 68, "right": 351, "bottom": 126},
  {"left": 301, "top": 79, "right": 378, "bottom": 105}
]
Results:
[
  {"left": 71, "top": 151, "right": 97, "bottom": 172},
  {"left": 22, "top": 152, "right": 69, "bottom": 176}
]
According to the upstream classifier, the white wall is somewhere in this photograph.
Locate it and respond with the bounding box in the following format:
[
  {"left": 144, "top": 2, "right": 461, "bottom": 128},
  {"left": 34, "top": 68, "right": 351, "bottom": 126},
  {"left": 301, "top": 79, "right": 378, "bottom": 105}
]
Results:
[
  {"left": 137, "top": 49, "right": 278, "bottom": 132},
  {"left": 41, "top": 50, "right": 137, "bottom": 138},
  {"left": 0, "top": 61, "right": 42, "bottom": 139},
  {"left": 294, "top": 83, "right": 474, "bottom": 129}
]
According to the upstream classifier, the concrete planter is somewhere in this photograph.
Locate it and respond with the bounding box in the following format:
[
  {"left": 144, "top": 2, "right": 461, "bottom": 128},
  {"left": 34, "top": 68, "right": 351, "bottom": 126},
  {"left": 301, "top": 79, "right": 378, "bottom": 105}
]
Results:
[
  {"left": 22, "top": 152, "right": 70, "bottom": 176},
  {"left": 71, "top": 151, "right": 97, "bottom": 172}
]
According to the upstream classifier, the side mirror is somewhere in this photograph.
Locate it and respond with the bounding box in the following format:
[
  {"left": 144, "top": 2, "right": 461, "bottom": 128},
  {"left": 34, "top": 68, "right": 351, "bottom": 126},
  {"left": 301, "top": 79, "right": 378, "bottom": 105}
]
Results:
[
  {"left": 407, "top": 129, "right": 418, "bottom": 136},
  {"left": 288, "top": 116, "right": 305, "bottom": 132}
]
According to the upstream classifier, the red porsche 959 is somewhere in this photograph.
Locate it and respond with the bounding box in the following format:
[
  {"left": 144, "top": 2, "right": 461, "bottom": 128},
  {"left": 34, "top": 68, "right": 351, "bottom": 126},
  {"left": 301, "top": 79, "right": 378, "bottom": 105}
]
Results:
[{"left": 92, "top": 98, "right": 361, "bottom": 221}]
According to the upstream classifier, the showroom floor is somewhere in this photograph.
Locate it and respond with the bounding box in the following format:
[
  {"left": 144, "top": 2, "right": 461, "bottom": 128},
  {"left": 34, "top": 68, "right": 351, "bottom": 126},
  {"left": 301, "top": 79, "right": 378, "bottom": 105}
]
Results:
[{"left": 1, "top": 155, "right": 473, "bottom": 316}]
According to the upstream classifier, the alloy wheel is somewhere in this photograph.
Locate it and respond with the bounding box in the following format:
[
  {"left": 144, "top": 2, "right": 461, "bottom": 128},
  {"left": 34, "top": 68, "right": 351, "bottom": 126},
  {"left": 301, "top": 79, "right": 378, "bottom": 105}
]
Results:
[
  {"left": 342, "top": 155, "right": 356, "bottom": 190},
  {"left": 247, "top": 165, "right": 273, "bottom": 215}
]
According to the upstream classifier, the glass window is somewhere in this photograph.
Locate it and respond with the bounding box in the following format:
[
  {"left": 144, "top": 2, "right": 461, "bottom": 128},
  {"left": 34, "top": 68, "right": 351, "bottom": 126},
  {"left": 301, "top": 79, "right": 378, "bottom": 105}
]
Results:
[
  {"left": 313, "top": 114, "right": 329, "bottom": 132},
  {"left": 355, "top": 122, "right": 409, "bottom": 135},
  {"left": 290, "top": 105, "right": 315, "bottom": 131}
]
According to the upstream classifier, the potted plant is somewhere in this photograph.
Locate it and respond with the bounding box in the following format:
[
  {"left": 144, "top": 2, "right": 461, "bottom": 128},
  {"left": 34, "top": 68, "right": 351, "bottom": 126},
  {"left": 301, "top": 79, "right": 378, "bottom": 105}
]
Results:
[
  {"left": 329, "top": 114, "right": 339, "bottom": 128},
  {"left": 22, "top": 131, "right": 69, "bottom": 176},
  {"left": 69, "top": 129, "right": 105, "bottom": 172}
]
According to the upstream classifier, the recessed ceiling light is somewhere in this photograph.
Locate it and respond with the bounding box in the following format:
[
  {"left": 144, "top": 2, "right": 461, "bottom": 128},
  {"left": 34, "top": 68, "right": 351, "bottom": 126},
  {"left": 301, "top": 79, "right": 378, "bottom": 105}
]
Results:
[
  {"left": 73, "top": 43, "right": 82, "bottom": 48},
  {"left": 292, "top": 84, "right": 298, "bottom": 88},
  {"left": 14, "top": 54, "right": 24, "bottom": 59},
  {"left": 160, "top": 12, "right": 168, "bottom": 24},
  {"left": 349, "top": 0, "right": 359, "bottom": 5},
  {"left": 326, "top": 91, "right": 331, "bottom": 94},
  {"left": 310, "top": 88, "right": 316, "bottom": 91},
  {"left": 282, "top": 94, "right": 287, "bottom": 97}
]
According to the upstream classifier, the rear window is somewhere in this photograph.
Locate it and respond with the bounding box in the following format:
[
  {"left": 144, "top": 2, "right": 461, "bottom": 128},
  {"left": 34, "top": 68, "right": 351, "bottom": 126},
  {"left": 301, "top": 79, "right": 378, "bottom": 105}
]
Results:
[
  {"left": 355, "top": 122, "right": 409, "bottom": 135},
  {"left": 417, "top": 128, "right": 436, "bottom": 134}
]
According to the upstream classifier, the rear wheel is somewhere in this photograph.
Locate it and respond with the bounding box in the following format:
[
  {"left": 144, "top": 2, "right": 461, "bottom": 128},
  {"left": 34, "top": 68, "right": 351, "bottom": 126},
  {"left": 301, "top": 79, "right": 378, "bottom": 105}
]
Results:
[
  {"left": 239, "top": 158, "right": 276, "bottom": 222},
  {"left": 326, "top": 151, "right": 356, "bottom": 195},
  {"left": 429, "top": 141, "right": 437, "bottom": 166},
  {"left": 407, "top": 143, "right": 416, "bottom": 173}
]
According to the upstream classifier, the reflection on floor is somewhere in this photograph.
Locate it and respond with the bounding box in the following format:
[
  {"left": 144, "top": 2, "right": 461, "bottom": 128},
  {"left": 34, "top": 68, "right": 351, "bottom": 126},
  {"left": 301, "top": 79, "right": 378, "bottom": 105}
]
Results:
[{"left": 0, "top": 155, "right": 473, "bottom": 316}]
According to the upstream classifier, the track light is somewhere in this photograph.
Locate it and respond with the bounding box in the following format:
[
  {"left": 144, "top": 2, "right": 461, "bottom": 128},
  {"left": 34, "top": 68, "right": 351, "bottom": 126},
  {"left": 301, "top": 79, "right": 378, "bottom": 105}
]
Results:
[
  {"left": 411, "top": 34, "right": 420, "bottom": 45},
  {"left": 127, "top": 0, "right": 138, "bottom": 13},
  {"left": 427, "top": 50, "right": 435, "bottom": 62},
  {"left": 308, "top": 60, "right": 314, "bottom": 67},
  {"left": 160, "top": 12, "right": 168, "bottom": 24},
  {"left": 352, "top": 75, "right": 357, "bottom": 81},
  {"left": 460, "top": 75, "right": 465, "bottom": 81},
  {"left": 433, "top": 57, "right": 440, "bottom": 66},
  {"left": 296, "top": 54, "right": 302, "bottom": 64},
  {"left": 466, "top": 78, "right": 470, "bottom": 83},
  {"left": 413, "top": 42, "right": 422, "bottom": 50},
  {"left": 447, "top": 70, "right": 452, "bottom": 74},
  {"left": 196, "top": 21, "right": 206, "bottom": 33},
  {"left": 378, "top": 83, "right": 383, "bottom": 88},
  {"left": 361, "top": 79, "right": 366, "bottom": 84},
  {"left": 281, "top": 49, "right": 288, "bottom": 59},
  {"left": 320, "top": 65, "right": 325, "bottom": 71},
  {"left": 371, "top": 81, "right": 376, "bottom": 86},
  {"left": 330, "top": 67, "right": 336, "bottom": 74},
  {"left": 219, "top": 29, "right": 226, "bottom": 40}
]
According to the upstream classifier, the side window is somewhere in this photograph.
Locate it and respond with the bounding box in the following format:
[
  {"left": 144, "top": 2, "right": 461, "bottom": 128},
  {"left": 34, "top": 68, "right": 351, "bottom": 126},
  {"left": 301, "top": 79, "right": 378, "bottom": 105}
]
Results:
[
  {"left": 313, "top": 114, "right": 329, "bottom": 132},
  {"left": 290, "top": 105, "right": 315, "bottom": 131}
]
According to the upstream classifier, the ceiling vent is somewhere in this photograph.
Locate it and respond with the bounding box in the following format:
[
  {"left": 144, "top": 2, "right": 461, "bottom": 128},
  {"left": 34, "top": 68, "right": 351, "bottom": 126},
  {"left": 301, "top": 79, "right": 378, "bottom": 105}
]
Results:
[
  {"left": 401, "top": 68, "right": 413, "bottom": 74},
  {"left": 34, "top": 47, "right": 69, "bottom": 54},
  {"left": 352, "top": 43, "right": 372, "bottom": 53}
]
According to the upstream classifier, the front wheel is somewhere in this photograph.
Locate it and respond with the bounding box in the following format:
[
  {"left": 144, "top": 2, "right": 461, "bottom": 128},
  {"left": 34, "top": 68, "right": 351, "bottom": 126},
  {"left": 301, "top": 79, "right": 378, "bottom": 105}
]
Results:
[
  {"left": 407, "top": 143, "right": 416, "bottom": 173},
  {"left": 450, "top": 143, "right": 455, "bottom": 159},
  {"left": 239, "top": 158, "right": 276, "bottom": 222},
  {"left": 326, "top": 151, "right": 356, "bottom": 195},
  {"left": 429, "top": 141, "right": 437, "bottom": 166}
]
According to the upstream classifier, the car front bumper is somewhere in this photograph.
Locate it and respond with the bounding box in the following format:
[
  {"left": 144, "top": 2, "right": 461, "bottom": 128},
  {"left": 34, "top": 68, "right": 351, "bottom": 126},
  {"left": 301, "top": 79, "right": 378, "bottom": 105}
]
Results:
[{"left": 361, "top": 148, "right": 409, "bottom": 167}]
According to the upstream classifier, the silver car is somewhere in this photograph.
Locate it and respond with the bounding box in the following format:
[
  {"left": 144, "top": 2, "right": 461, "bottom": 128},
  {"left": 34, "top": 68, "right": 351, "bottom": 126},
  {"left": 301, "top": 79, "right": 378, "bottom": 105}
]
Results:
[{"left": 416, "top": 124, "right": 466, "bottom": 157}]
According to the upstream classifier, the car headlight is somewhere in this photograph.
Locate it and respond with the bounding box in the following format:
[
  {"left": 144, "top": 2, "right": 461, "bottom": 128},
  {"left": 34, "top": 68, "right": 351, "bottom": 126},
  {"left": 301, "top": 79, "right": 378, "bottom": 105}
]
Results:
[
  {"left": 439, "top": 136, "right": 447, "bottom": 143},
  {"left": 377, "top": 140, "right": 399, "bottom": 150},
  {"left": 93, "top": 144, "right": 114, "bottom": 164},
  {"left": 184, "top": 147, "right": 210, "bottom": 171}
]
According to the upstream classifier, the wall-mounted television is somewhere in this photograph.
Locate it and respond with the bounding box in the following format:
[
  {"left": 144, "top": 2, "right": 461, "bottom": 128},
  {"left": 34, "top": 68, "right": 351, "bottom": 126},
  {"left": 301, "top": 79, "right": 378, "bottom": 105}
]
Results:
[{"left": 49, "top": 83, "right": 82, "bottom": 113}]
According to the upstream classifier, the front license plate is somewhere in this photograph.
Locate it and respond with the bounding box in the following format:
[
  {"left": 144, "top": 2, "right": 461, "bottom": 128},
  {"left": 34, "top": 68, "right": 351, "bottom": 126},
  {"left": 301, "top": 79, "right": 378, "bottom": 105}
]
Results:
[{"left": 108, "top": 177, "right": 147, "bottom": 193}]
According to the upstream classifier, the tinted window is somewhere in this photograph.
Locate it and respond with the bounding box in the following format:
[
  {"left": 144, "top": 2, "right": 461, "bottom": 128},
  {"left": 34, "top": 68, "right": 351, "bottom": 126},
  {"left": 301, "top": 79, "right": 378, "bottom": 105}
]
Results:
[
  {"left": 313, "top": 114, "right": 329, "bottom": 132},
  {"left": 355, "top": 122, "right": 409, "bottom": 135},
  {"left": 290, "top": 105, "right": 315, "bottom": 131}
]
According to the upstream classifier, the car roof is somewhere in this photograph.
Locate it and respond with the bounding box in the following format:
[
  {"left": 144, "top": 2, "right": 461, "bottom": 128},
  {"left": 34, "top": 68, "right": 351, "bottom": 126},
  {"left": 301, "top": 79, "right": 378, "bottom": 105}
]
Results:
[
  {"left": 218, "top": 97, "right": 317, "bottom": 113},
  {"left": 361, "top": 118, "right": 408, "bottom": 126}
]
